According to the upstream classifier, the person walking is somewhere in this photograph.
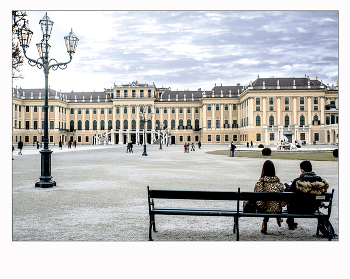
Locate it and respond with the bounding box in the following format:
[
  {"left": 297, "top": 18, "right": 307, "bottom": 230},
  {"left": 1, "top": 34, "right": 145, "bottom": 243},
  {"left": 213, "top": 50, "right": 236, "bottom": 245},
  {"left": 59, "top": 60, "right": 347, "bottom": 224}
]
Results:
[
  {"left": 198, "top": 141, "right": 201, "bottom": 149},
  {"left": 254, "top": 160, "right": 286, "bottom": 234},
  {"left": 74, "top": 140, "right": 76, "bottom": 148},
  {"left": 184, "top": 143, "right": 187, "bottom": 153},
  {"left": 18, "top": 139, "right": 23, "bottom": 155},
  {"left": 251, "top": 141, "right": 253, "bottom": 148},
  {"left": 68, "top": 141, "right": 71, "bottom": 149},
  {"left": 59, "top": 140, "right": 62, "bottom": 150},
  {"left": 230, "top": 142, "right": 236, "bottom": 157},
  {"left": 37, "top": 141, "right": 39, "bottom": 149}
]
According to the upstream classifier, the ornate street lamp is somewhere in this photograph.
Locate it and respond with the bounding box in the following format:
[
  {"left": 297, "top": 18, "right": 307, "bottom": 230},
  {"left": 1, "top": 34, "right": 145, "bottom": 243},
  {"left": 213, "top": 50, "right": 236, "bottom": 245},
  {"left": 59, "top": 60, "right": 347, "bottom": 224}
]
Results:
[
  {"left": 139, "top": 109, "right": 153, "bottom": 156},
  {"left": 17, "top": 12, "right": 78, "bottom": 188}
]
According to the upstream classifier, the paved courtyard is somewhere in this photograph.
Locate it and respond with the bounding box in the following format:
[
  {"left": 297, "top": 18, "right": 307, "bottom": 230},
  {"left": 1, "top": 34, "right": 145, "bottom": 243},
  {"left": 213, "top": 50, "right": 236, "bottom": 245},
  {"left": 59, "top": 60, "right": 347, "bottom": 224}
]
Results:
[{"left": 12, "top": 143, "right": 338, "bottom": 241}]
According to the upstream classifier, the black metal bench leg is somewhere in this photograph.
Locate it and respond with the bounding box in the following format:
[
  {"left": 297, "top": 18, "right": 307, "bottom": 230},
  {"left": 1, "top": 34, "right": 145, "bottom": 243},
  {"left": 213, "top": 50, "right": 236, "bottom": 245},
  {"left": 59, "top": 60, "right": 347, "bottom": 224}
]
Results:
[
  {"left": 149, "top": 217, "right": 153, "bottom": 241},
  {"left": 233, "top": 217, "right": 239, "bottom": 241},
  {"left": 153, "top": 215, "right": 158, "bottom": 232}
]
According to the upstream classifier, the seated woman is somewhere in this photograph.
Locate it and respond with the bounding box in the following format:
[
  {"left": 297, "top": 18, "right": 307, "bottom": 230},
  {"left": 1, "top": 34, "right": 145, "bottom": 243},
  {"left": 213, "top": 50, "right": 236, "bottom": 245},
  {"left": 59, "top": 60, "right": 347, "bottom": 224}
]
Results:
[{"left": 254, "top": 160, "right": 286, "bottom": 234}]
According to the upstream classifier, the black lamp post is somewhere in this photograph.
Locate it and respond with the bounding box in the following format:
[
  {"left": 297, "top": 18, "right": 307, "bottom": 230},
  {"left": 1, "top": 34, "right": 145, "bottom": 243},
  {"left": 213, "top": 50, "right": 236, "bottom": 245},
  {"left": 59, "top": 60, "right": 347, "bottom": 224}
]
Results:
[
  {"left": 17, "top": 12, "right": 78, "bottom": 188},
  {"left": 139, "top": 109, "right": 153, "bottom": 156}
]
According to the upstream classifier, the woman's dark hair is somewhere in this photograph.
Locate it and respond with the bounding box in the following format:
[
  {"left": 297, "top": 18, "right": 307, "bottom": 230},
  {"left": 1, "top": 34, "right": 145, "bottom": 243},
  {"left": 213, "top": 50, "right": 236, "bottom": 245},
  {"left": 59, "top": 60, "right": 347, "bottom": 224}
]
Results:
[{"left": 261, "top": 160, "right": 276, "bottom": 178}]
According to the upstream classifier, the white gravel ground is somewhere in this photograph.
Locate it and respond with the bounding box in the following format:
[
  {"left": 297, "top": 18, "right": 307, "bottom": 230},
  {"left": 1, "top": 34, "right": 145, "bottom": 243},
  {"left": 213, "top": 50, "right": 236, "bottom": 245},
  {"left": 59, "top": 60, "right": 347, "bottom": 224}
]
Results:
[{"left": 12, "top": 143, "right": 338, "bottom": 242}]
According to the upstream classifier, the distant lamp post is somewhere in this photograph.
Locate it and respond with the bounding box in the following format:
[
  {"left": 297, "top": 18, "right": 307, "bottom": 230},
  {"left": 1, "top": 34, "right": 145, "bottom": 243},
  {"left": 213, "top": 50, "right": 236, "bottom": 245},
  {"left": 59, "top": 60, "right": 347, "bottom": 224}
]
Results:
[
  {"left": 17, "top": 12, "right": 78, "bottom": 188},
  {"left": 139, "top": 109, "right": 153, "bottom": 156}
]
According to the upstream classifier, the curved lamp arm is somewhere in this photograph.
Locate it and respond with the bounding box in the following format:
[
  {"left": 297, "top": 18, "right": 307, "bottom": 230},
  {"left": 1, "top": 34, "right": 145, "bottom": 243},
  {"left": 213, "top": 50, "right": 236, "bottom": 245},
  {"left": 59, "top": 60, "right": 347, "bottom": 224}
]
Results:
[
  {"left": 22, "top": 48, "right": 44, "bottom": 69},
  {"left": 49, "top": 54, "right": 73, "bottom": 71}
]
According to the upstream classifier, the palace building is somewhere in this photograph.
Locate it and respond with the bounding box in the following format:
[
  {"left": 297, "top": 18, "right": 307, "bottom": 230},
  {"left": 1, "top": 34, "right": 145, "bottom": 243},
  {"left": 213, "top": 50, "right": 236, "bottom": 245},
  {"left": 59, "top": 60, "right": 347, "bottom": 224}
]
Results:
[{"left": 12, "top": 76, "right": 338, "bottom": 146}]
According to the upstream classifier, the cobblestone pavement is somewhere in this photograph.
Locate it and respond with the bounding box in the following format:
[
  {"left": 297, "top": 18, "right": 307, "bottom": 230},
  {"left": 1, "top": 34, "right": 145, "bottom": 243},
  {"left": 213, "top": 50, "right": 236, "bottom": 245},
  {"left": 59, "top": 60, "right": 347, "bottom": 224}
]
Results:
[{"left": 12, "top": 143, "right": 338, "bottom": 241}]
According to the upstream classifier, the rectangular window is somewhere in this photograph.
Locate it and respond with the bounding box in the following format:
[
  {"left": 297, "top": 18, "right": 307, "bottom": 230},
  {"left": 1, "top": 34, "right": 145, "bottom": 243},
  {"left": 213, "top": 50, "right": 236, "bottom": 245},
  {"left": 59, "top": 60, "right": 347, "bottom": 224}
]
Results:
[
  {"left": 269, "top": 106, "right": 274, "bottom": 111},
  {"left": 225, "top": 135, "right": 229, "bottom": 142},
  {"left": 256, "top": 133, "right": 261, "bottom": 141},
  {"left": 26, "top": 106, "right": 29, "bottom": 112},
  {"left": 314, "top": 133, "right": 319, "bottom": 141},
  {"left": 216, "top": 120, "right": 220, "bottom": 128},
  {"left": 224, "top": 104, "right": 228, "bottom": 111},
  {"left": 50, "top": 106, "right": 54, "bottom": 112},
  {"left": 140, "top": 90, "right": 144, "bottom": 97},
  {"left": 256, "top": 106, "right": 260, "bottom": 111},
  {"left": 300, "top": 97, "right": 304, "bottom": 104},
  {"left": 124, "top": 90, "right": 128, "bottom": 97},
  {"left": 25, "top": 121, "right": 29, "bottom": 129},
  {"left": 78, "top": 136, "right": 81, "bottom": 143},
  {"left": 50, "top": 121, "right": 54, "bottom": 129},
  {"left": 179, "top": 136, "right": 183, "bottom": 142},
  {"left": 109, "top": 108, "right": 112, "bottom": 114},
  {"left": 148, "top": 106, "right": 151, "bottom": 113},
  {"left": 85, "top": 136, "right": 89, "bottom": 143},
  {"left": 207, "top": 104, "right": 211, "bottom": 111},
  {"left": 25, "top": 136, "right": 29, "bottom": 142},
  {"left": 233, "top": 135, "right": 237, "bottom": 141},
  {"left": 132, "top": 90, "right": 136, "bottom": 97},
  {"left": 207, "top": 119, "right": 211, "bottom": 128},
  {"left": 156, "top": 107, "right": 159, "bottom": 114},
  {"left": 124, "top": 106, "right": 127, "bottom": 114},
  {"left": 101, "top": 108, "right": 104, "bottom": 114},
  {"left": 78, "top": 108, "right": 81, "bottom": 114},
  {"left": 71, "top": 108, "right": 74, "bottom": 114},
  {"left": 256, "top": 98, "right": 260, "bottom": 105},
  {"left": 300, "top": 106, "right": 304, "bottom": 111},
  {"left": 86, "top": 108, "right": 89, "bottom": 114},
  {"left": 116, "top": 107, "right": 119, "bottom": 114},
  {"left": 171, "top": 107, "right": 175, "bottom": 114},
  {"left": 314, "top": 106, "right": 318, "bottom": 111},
  {"left": 232, "top": 104, "right": 237, "bottom": 110},
  {"left": 270, "top": 133, "right": 275, "bottom": 141},
  {"left": 34, "top": 121, "right": 37, "bottom": 130},
  {"left": 187, "top": 107, "right": 191, "bottom": 113},
  {"left": 269, "top": 97, "right": 274, "bottom": 105},
  {"left": 148, "top": 90, "right": 152, "bottom": 97},
  {"left": 116, "top": 90, "right": 120, "bottom": 97},
  {"left": 208, "top": 135, "right": 212, "bottom": 142},
  {"left": 314, "top": 97, "right": 318, "bottom": 104},
  {"left": 50, "top": 136, "right": 53, "bottom": 142},
  {"left": 285, "top": 106, "right": 289, "bottom": 111},
  {"left": 285, "top": 97, "right": 289, "bottom": 105},
  {"left": 300, "top": 133, "right": 306, "bottom": 140},
  {"left": 216, "top": 104, "right": 220, "bottom": 111},
  {"left": 34, "top": 106, "right": 37, "bottom": 112},
  {"left": 179, "top": 107, "right": 183, "bottom": 113},
  {"left": 164, "top": 107, "right": 167, "bottom": 114},
  {"left": 216, "top": 135, "right": 220, "bottom": 142},
  {"left": 33, "top": 136, "right": 37, "bottom": 143},
  {"left": 93, "top": 108, "right": 97, "bottom": 114},
  {"left": 195, "top": 107, "right": 199, "bottom": 113}
]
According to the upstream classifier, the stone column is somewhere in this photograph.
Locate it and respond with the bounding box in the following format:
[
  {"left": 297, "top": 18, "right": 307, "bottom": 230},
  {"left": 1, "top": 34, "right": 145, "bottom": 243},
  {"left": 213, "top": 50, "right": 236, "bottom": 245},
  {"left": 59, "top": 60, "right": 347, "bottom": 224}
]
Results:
[
  {"left": 30, "top": 105, "right": 34, "bottom": 129},
  {"left": 276, "top": 96, "right": 281, "bottom": 125},
  {"left": 293, "top": 96, "right": 297, "bottom": 125},
  {"left": 307, "top": 96, "right": 312, "bottom": 125},
  {"left": 262, "top": 97, "right": 267, "bottom": 125},
  {"left": 320, "top": 96, "right": 325, "bottom": 125}
]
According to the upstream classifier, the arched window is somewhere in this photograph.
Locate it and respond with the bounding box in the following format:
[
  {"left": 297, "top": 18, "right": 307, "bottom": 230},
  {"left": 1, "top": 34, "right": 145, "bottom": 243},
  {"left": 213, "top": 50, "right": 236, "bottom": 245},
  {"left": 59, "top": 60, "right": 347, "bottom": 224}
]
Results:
[
  {"left": 140, "top": 120, "right": 144, "bottom": 130},
  {"left": 156, "top": 119, "right": 160, "bottom": 129},
  {"left": 284, "top": 115, "right": 289, "bottom": 126},
  {"left": 256, "top": 115, "right": 261, "bottom": 126},
  {"left": 116, "top": 120, "right": 120, "bottom": 130},
  {"left": 100, "top": 120, "right": 105, "bottom": 130},
  {"left": 179, "top": 119, "right": 183, "bottom": 128},
  {"left": 187, "top": 119, "right": 191, "bottom": 128},
  {"left": 85, "top": 120, "right": 89, "bottom": 130},
  {"left": 300, "top": 115, "right": 305, "bottom": 126},
  {"left": 171, "top": 119, "right": 175, "bottom": 129},
  {"left": 108, "top": 120, "right": 112, "bottom": 130},
  {"left": 163, "top": 119, "right": 168, "bottom": 129},
  {"left": 123, "top": 119, "right": 128, "bottom": 129},
  {"left": 147, "top": 119, "right": 152, "bottom": 130},
  {"left": 93, "top": 120, "right": 97, "bottom": 130},
  {"left": 269, "top": 115, "right": 274, "bottom": 126},
  {"left": 70, "top": 120, "right": 74, "bottom": 132},
  {"left": 131, "top": 120, "right": 136, "bottom": 130},
  {"left": 313, "top": 115, "right": 319, "bottom": 126},
  {"left": 77, "top": 120, "right": 82, "bottom": 130}
]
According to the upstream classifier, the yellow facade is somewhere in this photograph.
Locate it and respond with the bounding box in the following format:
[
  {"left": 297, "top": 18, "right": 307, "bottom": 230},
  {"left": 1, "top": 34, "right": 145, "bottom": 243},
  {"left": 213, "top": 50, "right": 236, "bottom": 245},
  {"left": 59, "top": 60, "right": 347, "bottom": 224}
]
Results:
[{"left": 12, "top": 77, "right": 338, "bottom": 146}]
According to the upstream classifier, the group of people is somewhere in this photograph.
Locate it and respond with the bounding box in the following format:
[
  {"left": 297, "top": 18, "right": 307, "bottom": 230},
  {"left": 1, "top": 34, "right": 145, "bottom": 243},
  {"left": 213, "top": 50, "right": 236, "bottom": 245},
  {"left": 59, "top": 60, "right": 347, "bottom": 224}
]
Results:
[
  {"left": 247, "top": 141, "right": 253, "bottom": 148},
  {"left": 127, "top": 142, "right": 134, "bottom": 153},
  {"left": 254, "top": 160, "right": 329, "bottom": 234},
  {"left": 184, "top": 142, "right": 197, "bottom": 153}
]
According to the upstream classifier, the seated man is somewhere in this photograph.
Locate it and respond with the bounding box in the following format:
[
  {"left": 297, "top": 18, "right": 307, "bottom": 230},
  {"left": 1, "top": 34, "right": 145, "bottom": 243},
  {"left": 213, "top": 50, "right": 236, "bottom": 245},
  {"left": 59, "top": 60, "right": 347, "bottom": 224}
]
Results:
[{"left": 285, "top": 160, "right": 329, "bottom": 230}]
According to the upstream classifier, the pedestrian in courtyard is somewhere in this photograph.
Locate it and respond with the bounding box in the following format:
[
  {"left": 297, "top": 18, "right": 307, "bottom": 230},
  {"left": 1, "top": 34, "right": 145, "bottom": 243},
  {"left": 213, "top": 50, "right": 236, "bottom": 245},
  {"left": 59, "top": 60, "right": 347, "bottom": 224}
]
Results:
[
  {"left": 37, "top": 141, "right": 39, "bottom": 149},
  {"left": 251, "top": 141, "right": 253, "bottom": 148},
  {"left": 198, "top": 141, "right": 201, "bottom": 149},
  {"left": 254, "top": 160, "right": 286, "bottom": 234},
  {"left": 74, "top": 140, "right": 76, "bottom": 148},
  {"left": 247, "top": 142, "right": 249, "bottom": 148},
  {"left": 285, "top": 160, "right": 329, "bottom": 230},
  {"left": 12, "top": 145, "right": 14, "bottom": 160},
  {"left": 68, "top": 141, "right": 71, "bottom": 149},
  {"left": 187, "top": 143, "right": 190, "bottom": 153},
  {"left": 184, "top": 143, "right": 187, "bottom": 153},
  {"left": 18, "top": 139, "right": 23, "bottom": 155},
  {"left": 130, "top": 142, "right": 133, "bottom": 153},
  {"left": 192, "top": 142, "right": 195, "bottom": 151},
  {"left": 230, "top": 142, "right": 236, "bottom": 157},
  {"left": 59, "top": 140, "right": 62, "bottom": 150}
]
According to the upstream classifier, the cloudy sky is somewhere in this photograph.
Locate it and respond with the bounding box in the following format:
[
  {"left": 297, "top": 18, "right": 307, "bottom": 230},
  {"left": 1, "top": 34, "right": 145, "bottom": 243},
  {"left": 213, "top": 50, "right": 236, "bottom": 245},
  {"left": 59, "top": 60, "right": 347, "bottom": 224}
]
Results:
[{"left": 13, "top": 10, "right": 338, "bottom": 93}]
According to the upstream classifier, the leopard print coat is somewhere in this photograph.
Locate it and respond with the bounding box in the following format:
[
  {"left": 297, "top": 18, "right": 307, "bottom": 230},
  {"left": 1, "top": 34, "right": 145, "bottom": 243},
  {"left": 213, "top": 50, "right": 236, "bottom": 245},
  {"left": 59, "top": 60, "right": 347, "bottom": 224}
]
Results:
[{"left": 254, "top": 176, "right": 287, "bottom": 213}]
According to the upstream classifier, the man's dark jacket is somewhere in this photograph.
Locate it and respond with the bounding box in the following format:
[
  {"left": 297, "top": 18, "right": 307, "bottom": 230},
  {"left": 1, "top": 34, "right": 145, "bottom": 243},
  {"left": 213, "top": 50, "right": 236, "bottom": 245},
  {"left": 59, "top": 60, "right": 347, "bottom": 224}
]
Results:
[{"left": 286, "top": 172, "right": 329, "bottom": 214}]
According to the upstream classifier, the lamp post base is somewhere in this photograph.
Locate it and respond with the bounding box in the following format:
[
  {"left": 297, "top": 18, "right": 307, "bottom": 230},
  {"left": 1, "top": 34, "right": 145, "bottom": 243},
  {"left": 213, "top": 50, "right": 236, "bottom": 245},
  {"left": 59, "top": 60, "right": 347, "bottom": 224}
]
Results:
[
  {"left": 142, "top": 144, "right": 147, "bottom": 156},
  {"left": 35, "top": 148, "right": 56, "bottom": 188},
  {"left": 35, "top": 180, "right": 56, "bottom": 188}
]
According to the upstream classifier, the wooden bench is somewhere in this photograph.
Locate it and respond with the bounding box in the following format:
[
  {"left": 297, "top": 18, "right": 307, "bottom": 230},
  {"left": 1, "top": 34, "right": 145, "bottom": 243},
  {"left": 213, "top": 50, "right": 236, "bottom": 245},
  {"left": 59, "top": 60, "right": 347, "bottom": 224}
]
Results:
[{"left": 147, "top": 186, "right": 334, "bottom": 241}]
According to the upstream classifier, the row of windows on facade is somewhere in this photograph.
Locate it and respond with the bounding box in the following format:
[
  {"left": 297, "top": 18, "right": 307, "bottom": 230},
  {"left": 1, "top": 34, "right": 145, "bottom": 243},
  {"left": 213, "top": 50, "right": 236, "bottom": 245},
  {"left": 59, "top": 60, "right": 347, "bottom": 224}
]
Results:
[
  {"left": 15, "top": 113, "right": 338, "bottom": 131},
  {"left": 112, "top": 89, "right": 153, "bottom": 98},
  {"left": 15, "top": 131, "right": 322, "bottom": 145}
]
